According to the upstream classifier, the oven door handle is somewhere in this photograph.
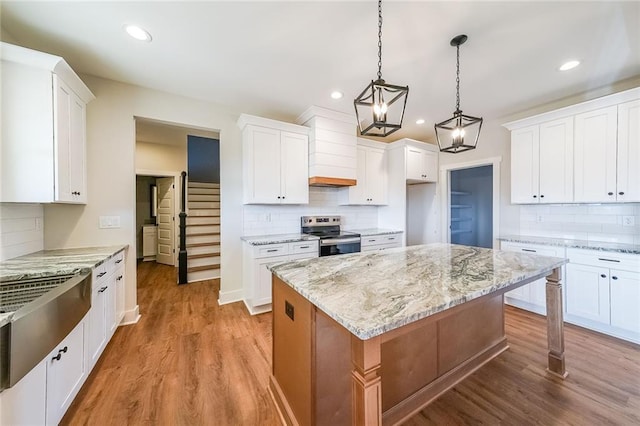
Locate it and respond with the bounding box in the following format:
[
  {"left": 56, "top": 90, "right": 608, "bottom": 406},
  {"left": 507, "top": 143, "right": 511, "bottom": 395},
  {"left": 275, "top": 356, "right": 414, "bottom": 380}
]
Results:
[{"left": 320, "top": 237, "right": 361, "bottom": 246}]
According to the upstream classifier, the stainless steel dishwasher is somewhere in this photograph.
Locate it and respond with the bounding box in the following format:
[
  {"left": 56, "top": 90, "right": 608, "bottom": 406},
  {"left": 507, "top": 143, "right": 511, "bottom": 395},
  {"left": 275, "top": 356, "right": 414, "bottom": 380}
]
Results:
[{"left": 0, "top": 272, "right": 91, "bottom": 391}]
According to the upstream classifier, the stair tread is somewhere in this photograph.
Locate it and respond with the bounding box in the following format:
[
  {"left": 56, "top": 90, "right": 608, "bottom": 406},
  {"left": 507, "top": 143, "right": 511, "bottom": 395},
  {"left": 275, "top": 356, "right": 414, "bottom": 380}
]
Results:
[
  {"left": 188, "top": 252, "right": 220, "bottom": 259},
  {"left": 187, "top": 232, "right": 220, "bottom": 236},
  {"left": 186, "top": 242, "right": 221, "bottom": 248},
  {"left": 186, "top": 223, "right": 219, "bottom": 227},
  {"left": 187, "top": 214, "right": 220, "bottom": 218},
  {"left": 188, "top": 265, "right": 221, "bottom": 273}
]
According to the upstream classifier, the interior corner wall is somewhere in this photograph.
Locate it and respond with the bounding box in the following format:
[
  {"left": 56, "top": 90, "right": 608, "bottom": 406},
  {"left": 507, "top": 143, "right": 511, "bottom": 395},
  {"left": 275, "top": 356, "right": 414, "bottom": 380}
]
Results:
[{"left": 44, "top": 75, "right": 243, "bottom": 314}]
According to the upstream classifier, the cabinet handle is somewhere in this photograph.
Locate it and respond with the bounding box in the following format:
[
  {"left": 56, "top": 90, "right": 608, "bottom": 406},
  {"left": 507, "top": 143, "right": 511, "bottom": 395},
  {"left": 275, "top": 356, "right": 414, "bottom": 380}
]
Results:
[
  {"left": 267, "top": 249, "right": 279, "bottom": 253},
  {"left": 598, "top": 258, "right": 620, "bottom": 263},
  {"left": 387, "top": 237, "right": 395, "bottom": 241},
  {"left": 618, "top": 191, "right": 625, "bottom": 196},
  {"left": 97, "top": 272, "right": 107, "bottom": 277},
  {"left": 612, "top": 276, "right": 618, "bottom": 280},
  {"left": 533, "top": 195, "right": 537, "bottom": 198},
  {"left": 522, "top": 249, "right": 537, "bottom": 253},
  {"left": 608, "top": 192, "right": 614, "bottom": 196},
  {"left": 117, "top": 275, "right": 123, "bottom": 281},
  {"left": 59, "top": 346, "right": 68, "bottom": 354},
  {"left": 98, "top": 286, "right": 108, "bottom": 293},
  {"left": 277, "top": 196, "right": 281, "bottom": 199},
  {"left": 282, "top": 196, "right": 285, "bottom": 199},
  {"left": 115, "top": 259, "right": 123, "bottom": 264},
  {"left": 299, "top": 246, "right": 309, "bottom": 249},
  {"left": 600, "top": 274, "right": 607, "bottom": 278},
  {"left": 540, "top": 195, "right": 545, "bottom": 198},
  {"left": 368, "top": 239, "right": 376, "bottom": 242},
  {"left": 52, "top": 353, "right": 62, "bottom": 362}
]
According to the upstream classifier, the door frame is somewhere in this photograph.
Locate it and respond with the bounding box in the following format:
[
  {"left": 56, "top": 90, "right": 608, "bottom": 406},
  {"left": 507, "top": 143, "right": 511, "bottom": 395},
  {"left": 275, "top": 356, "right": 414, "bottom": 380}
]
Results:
[
  {"left": 136, "top": 168, "right": 180, "bottom": 265},
  {"left": 438, "top": 157, "right": 502, "bottom": 248}
]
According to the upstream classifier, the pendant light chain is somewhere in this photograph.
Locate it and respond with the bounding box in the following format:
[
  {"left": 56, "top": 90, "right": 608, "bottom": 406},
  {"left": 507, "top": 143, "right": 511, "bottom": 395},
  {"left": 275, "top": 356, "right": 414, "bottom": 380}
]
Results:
[
  {"left": 377, "top": 0, "right": 383, "bottom": 80},
  {"left": 455, "top": 43, "right": 461, "bottom": 112}
]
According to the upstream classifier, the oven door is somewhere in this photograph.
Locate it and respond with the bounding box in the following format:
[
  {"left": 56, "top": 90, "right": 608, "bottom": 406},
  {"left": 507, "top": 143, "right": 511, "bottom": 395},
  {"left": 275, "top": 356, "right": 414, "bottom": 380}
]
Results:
[{"left": 319, "top": 237, "right": 361, "bottom": 257}]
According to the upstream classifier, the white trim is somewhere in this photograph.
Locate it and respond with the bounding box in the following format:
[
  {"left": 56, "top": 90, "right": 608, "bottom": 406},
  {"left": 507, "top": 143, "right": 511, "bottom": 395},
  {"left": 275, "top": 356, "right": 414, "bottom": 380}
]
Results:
[
  {"left": 503, "top": 87, "right": 640, "bottom": 130},
  {"left": 439, "top": 157, "right": 502, "bottom": 248},
  {"left": 120, "top": 305, "right": 141, "bottom": 325},
  {"left": 218, "top": 288, "right": 244, "bottom": 306},
  {"left": 296, "top": 105, "right": 356, "bottom": 125},
  {"left": 237, "top": 113, "right": 310, "bottom": 134},
  {"left": 243, "top": 300, "right": 272, "bottom": 315}
]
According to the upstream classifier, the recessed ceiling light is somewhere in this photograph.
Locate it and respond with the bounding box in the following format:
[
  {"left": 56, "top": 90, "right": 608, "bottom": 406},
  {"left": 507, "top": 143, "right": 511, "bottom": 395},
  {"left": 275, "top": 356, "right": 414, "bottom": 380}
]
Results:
[
  {"left": 559, "top": 60, "right": 580, "bottom": 71},
  {"left": 124, "top": 24, "right": 152, "bottom": 42},
  {"left": 331, "top": 91, "right": 343, "bottom": 100},
  {"left": 416, "top": 119, "right": 425, "bottom": 125}
]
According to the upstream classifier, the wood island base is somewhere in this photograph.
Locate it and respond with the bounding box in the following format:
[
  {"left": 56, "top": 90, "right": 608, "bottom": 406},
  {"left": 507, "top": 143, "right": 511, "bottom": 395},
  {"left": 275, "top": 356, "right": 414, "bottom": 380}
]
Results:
[{"left": 270, "top": 277, "right": 511, "bottom": 426}]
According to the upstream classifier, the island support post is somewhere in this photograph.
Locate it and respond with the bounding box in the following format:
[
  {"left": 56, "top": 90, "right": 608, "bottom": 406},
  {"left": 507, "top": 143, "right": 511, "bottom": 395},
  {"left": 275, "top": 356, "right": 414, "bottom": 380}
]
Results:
[{"left": 546, "top": 267, "right": 568, "bottom": 378}]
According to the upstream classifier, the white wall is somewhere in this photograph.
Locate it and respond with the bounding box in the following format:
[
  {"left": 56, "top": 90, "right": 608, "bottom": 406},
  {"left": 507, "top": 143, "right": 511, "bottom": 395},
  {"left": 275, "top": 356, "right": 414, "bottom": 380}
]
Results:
[
  {"left": 243, "top": 187, "right": 378, "bottom": 235},
  {"left": 0, "top": 203, "right": 43, "bottom": 261},
  {"left": 135, "top": 140, "right": 186, "bottom": 172},
  {"left": 44, "top": 75, "right": 244, "bottom": 314}
]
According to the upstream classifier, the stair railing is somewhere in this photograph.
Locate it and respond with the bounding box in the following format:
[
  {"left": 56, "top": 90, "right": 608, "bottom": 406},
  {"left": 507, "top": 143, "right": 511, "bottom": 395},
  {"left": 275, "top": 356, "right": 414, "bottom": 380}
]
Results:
[{"left": 178, "top": 171, "right": 188, "bottom": 284}]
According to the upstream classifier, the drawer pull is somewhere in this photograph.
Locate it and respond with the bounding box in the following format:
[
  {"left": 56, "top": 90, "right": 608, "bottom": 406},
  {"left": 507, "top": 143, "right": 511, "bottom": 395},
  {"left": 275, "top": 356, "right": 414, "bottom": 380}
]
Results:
[
  {"left": 115, "top": 259, "right": 123, "bottom": 264},
  {"left": 368, "top": 239, "right": 376, "bottom": 242},
  {"left": 117, "top": 275, "right": 123, "bottom": 281},
  {"left": 58, "top": 346, "right": 68, "bottom": 354},
  {"left": 600, "top": 274, "right": 607, "bottom": 278},
  {"left": 97, "top": 272, "right": 107, "bottom": 278},
  {"left": 522, "top": 249, "right": 537, "bottom": 253},
  {"left": 598, "top": 258, "right": 620, "bottom": 263},
  {"left": 267, "top": 249, "right": 279, "bottom": 253},
  {"left": 298, "top": 245, "right": 310, "bottom": 249},
  {"left": 52, "top": 353, "right": 62, "bottom": 362},
  {"left": 387, "top": 237, "right": 396, "bottom": 241},
  {"left": 612, "top": 276, "right": 618, "bottom": 281},
  {"left": 98, "top": 286, "right": 108, "bottom": 293}
]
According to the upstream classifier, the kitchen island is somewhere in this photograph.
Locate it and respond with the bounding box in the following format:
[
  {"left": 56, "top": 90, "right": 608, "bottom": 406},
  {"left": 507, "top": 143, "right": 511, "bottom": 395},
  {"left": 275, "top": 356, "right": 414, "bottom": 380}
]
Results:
[{"left": 268, "top": 243, "right": 568, "bottom": 425}]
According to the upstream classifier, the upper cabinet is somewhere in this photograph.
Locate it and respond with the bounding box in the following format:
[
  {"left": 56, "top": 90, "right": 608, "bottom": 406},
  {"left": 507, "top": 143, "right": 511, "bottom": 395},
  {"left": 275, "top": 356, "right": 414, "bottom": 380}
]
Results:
[
  {"left": 511, "top": 117, "right": 574, "bottom": 204},
  {"left": 402, "top": 139, "right": 438, "bottom": 183},
  {"left": 1, "top": 42, "right": 95, "bottom": 204},
  {"left": 504, "top": 87, "right": 640, "bottom": 204},
  {"left": 339, "top": 139, "right": 388, "bottom": 205},
  {"left": 238, "top": 114, "right": 310, "bottom": 205}
]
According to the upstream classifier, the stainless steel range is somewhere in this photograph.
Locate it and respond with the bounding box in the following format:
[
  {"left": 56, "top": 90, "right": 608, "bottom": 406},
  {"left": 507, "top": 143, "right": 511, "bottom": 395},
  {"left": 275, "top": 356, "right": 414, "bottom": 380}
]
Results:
[{"left": 301, "top": 215, "right": 361, "bottom": 257}]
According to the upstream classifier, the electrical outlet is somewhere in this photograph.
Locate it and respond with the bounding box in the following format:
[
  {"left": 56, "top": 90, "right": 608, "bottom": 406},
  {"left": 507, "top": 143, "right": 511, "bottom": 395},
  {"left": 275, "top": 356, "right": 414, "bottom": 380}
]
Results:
[{"left": 622, "top": 216, "right": 635, "bottom": 227}]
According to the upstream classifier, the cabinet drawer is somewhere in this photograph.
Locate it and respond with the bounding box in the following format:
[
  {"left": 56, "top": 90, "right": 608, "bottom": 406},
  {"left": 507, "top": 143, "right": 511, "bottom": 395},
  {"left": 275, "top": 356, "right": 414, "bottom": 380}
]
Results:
[
  {"left": 290, "top": 241, "right": 318, "bottom": 255},
  {"left": 254, "top": 244, "right": 288, "bottom": 258},
  {"left": 567, "top": 248, "right": 640, "bottom": 271},
  {"left": 361, "top": 236, "right": 382, "bottom": 246},
  {"left": 108, "top": 250, "right": 125, "bottom": 270},
  {"left": 92, "top": 263, "right": 108, "bottom": 282},
  {"left": 382, "top": 234, "right": 401, "bottom": 244}
]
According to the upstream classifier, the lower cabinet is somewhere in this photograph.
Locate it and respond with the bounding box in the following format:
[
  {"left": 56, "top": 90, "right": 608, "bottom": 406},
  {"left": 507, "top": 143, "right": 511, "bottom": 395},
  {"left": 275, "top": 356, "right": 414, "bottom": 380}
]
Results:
[
  {"left": 360, "top": 232, "right": 403, "bottom": 252},
  {"left": 243, "top": 240, "right": 319, "bottom": 315},
  {"left": 0, "top": 358, "right": 47, "bottom": 426},
  {"left": 501, "top": 241, "right": 565, "bottom": 316}
]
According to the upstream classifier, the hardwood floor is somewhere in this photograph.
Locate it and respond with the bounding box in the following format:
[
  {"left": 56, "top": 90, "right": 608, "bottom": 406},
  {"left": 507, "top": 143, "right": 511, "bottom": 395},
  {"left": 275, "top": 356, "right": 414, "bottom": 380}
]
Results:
[{"left": 63, "top": 262, "right": 640, "bottom": 425}]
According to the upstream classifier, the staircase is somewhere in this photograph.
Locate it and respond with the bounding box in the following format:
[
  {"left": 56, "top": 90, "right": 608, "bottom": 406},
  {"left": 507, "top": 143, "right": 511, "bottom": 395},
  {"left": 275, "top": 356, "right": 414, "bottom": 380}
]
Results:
[{"left": 185, "top": 181, "right": 221, "bottom": 282}]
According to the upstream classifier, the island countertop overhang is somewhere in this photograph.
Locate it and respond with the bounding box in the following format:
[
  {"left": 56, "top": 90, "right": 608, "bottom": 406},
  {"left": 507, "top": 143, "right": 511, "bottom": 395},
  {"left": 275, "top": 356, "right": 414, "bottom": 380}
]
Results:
[{"left": 269, "top": 243, "right": 568, "bottom": 340}]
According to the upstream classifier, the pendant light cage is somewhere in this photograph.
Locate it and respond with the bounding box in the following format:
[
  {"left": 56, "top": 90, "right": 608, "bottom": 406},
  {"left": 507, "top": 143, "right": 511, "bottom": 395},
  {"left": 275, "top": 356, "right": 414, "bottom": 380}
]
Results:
[
  {"left": 354, "top": 0, "right": 409, "bottom": 138},
  {"left": 435, "top": 34, "right": 483, "bottom": 153}
]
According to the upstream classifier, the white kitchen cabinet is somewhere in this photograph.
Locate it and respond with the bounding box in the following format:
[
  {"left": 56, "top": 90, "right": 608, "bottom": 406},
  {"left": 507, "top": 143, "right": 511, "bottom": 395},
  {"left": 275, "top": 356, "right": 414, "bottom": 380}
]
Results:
[
  {"left": 574, "top": 106, "right": 618, "bottom": 203},
  {"left": 360, "top": 232, "right": 402, "bottom": 252},
  {"left": 510, "top": 118, "right": 573, "bottom": 204},
  {"left": 238, "top": 114, "right": 310, "bottom": 205},
  {"left": 243, "top": 240, "right": 319, "bottom": 314},
  {"left": 0, "top": 42, "right": 94, "bottom": 204},
  {"left": 565, "top": 248, "right": 640, "bottom": 344},
  {"left": 0, "top": 358, "right": 47, "bottom": 426},
  {"left": 143, "top": 225, "right": 157, "bottom": 260},
  {"left": 616, "top": 99, "right": 640, "bottom": 202},
  {"left": 340, "top": 141, "right": 388, "bottom": 205},
  {"left": 501, "top": 241, "right": 566, "bottom": 315},
  {"left": 406, "top": 145, "right": 438, "bottom": 183},
  {"left": 113, "top": 251, "right": 126, "bottom": 325},
  {"left": 46, "top": 318, "right": 87, "bottom": 426}
]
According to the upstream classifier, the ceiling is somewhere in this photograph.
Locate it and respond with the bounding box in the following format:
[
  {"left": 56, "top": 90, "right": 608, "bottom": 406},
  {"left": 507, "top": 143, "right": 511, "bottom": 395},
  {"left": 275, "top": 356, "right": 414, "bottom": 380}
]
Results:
[{"left": 2, "top": 1, "right": 639, "bottom": 142}]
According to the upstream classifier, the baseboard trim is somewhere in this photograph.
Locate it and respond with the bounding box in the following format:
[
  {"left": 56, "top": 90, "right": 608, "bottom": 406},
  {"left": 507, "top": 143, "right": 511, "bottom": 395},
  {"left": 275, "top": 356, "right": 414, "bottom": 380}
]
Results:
[
  {"left": 218, "top": 288, "right": 243, "bottom": 306},
  {"left": 120, "top": 305, "right": 141, "bottom": 325}
]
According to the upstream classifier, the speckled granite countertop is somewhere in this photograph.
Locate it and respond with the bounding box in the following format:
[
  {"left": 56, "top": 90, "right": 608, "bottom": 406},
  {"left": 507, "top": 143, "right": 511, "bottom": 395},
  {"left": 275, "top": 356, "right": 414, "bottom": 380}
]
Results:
[
  {"left": 499, "top": 235, "right": 640, "bottom": 255},
  {"left": 345, "top": 228, "right": 403, "bottom": 236},
  {"left": 241, "top": 233, "right": 320, "bottom": 246},
  {"left": 270, "top": 243, "right": 567, "bottom": 340},
  {"left": 0, "top": 245, "right": 127, "bottom": 327}
]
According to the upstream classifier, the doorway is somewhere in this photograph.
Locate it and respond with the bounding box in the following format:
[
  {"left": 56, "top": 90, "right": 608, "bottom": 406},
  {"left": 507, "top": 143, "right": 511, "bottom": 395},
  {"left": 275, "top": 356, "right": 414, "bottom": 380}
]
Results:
[
  {"left": 440, "top": 157, "right": 501, "bottom": 248},
  {"left": 135, "top": 174, "right": 176, "bottom": 265}
]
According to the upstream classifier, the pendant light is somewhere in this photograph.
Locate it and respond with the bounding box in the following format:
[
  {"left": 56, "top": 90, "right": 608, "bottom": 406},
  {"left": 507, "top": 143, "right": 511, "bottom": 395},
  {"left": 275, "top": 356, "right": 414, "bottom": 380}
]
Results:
[
  {"left": 354, "top": 0, "right": 409, "bottom": 137},
  {"left": 435, "top": 34, "right": 483, "bottom": 153}
]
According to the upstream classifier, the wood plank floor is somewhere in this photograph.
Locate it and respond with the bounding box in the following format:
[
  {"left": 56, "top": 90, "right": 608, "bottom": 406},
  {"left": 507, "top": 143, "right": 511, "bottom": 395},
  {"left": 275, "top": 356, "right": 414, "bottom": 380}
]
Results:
[{"left": 62, "top": 262, "right": 640, "bottom": 425}]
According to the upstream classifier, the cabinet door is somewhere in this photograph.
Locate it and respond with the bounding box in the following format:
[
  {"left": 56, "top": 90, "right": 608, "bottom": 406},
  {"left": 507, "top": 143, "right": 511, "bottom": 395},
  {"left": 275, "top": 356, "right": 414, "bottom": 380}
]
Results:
[
  {"left": 574, "top": 106, "right": 618, "bottom": 203},
  {"left": 566, "top": 263, "right": 610, "bottom": 323},
  {"left": 69, "top": 93, "right": 87, "bottom": 203},
  {"left": 406, "top": 147, "right": 425, "bottom": 181},
  {"left": 348, "top": 146, "right": 368, "bottom": 204},
  {"left": 0, "top": 358, "right": 46, "bottom": 426},
  {"left": 539, "top": 118, "right": 573, "bottom": 203},
  {"left": 423, "top": 151, "right": 438, "bottom": 182},
  {"left": 617, "top": 99, "right": 640, "bottom": 202},
  {"left": 253, "top": 256, "right": 288, "bottom": 306},
  {"left": 610, "top": 269, "right": 640, "bottom": 333},
  {"left": 88, "top": 281, "right": 107, "bottom": 367},
  {"left": 366, "top": 147, "right": 387, "bottom": 204},
  {"left": 115, "top": 267, "right": 126, "bottom": 324},
  {"left": 105, "top": 276, "right": 117, "bottom": 337},
  {"left": 54, "top": 76, "right": 73, "bottom": 202},
  {"left": 510, "top": 125, "right": 539, "bottom": 204},
  {"left": 245, "top": 126, "right": 281, "bottom": 203},
  {"left": 46, "top": 319, "right": 86, "bottom": 426},
  {"left": 280, "top": 131, "right": 309, "bottom": 204}
]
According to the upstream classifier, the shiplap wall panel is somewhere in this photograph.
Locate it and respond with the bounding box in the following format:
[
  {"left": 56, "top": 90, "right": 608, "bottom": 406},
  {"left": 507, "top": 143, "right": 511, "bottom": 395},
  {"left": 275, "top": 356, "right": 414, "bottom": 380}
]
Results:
[{"left": 0, "top": 203, "right": 44, "bottom": 261}]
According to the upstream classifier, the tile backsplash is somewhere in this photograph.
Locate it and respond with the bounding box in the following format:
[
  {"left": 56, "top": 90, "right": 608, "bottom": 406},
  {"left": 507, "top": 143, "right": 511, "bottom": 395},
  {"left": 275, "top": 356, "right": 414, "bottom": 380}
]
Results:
[
  {"left": 520, "top": 203, "right": 640, "bottom": 244},
  {"left": 243, "top": 187, "right": 378, "bottom": 235},
  {"left": 0, "top": 203, "right": 44, "bottom": 261}
]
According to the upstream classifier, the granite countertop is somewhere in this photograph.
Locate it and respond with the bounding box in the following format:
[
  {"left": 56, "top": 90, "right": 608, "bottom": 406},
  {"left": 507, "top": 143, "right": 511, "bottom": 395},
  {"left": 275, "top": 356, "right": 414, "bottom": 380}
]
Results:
[
  {"left": 345, "top": 228, "right": 403, "bottom": 236},
  {"left": 499, "top": 235, "right": 640, "bottom": 255},
  {"left": 0, "top": 245, "right": 127, "bottom": 327},
  {"left": 241, "top": 233, "right": 320, "bottom": 246},
  {"left": 270, "top": 243, "right": 567, "bottom": 340}
]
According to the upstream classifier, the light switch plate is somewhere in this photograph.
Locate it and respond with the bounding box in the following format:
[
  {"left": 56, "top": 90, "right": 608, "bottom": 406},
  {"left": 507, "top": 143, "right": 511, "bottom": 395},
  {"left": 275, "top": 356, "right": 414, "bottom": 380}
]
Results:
[{"left": 99, "top": 216, "right": 122, "bottom": 229}]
